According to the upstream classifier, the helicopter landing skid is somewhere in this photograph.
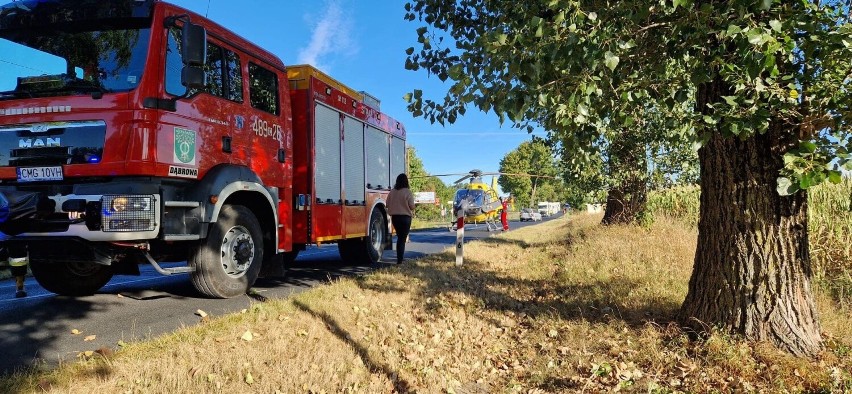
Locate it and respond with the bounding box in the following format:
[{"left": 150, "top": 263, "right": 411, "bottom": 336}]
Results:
[{"left": 449, "top": 220, "right": 499, "bottom": 232}]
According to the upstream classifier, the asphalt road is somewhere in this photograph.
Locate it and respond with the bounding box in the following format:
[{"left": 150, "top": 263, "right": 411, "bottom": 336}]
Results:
[{"left": 0, "top": 215, "right": 561, "bottom": 374}]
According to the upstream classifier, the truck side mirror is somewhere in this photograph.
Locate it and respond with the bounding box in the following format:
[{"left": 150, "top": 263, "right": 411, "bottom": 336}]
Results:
[
  {"left": 182, "top": 66, "right": 205, "bottom": 90},
  {"left": 181, "top": 22, "right": 206, "bottom": 90},
  {"left": 181, "top": 22, "right": 206, "bottom": 66}
]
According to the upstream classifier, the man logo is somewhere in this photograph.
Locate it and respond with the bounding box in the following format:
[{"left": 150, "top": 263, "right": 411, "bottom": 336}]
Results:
[{"left": 19, "top": 138, "right": 60, "bottom": 148}]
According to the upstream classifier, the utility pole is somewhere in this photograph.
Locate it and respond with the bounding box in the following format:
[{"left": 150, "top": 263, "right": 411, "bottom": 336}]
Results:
[{"left": 530, "top": 177, "right": 538, "bottom": 207}]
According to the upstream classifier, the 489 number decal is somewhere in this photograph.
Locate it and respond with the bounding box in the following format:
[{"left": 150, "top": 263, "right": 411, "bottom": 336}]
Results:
[{"left": 252, "top": 118, "right": 282, "bottom": 141}]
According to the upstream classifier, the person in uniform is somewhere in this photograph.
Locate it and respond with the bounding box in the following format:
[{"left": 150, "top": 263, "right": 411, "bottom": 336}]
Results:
[{"left": 3, "top": 245, "right": 28, "bottom": 298}]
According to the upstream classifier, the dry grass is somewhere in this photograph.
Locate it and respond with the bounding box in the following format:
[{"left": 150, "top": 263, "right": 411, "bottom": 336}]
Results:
[{"left": 2, "top": 214, "right": 851, "bottom": 393}]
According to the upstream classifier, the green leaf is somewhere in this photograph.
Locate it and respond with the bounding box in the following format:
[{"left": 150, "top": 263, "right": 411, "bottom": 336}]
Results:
[
  {"left": 588, "top": 12, "right": 597, "bottom": 21},
  {"left": 800, "top": 141, "right": 817, "bottom": 153},
  {"left": 403, "top": 93, "right": 413, "bottom": 102},
  {"left": 727, "top": 25, "right": 742, "bottom": 36},
  {"left": 828, "top": 171, "right": 842, "bottom": 184},
  {"left": 799, "top": 173, "right": 813, "bottom": 189},
  {"left": 769, "top": 20, "right": 782, "bottom": 32},
  {"left": 747, "top": 29, "right": 764, "bottom": 45},
  {"left": 776, "top": 177, "right": 799, "bottom": 196},
  {"left": 496, "top": 33, "right": 508, "bottom": 46},
  {"left": 604, "top": 51, "right": 619, "bottom": 71},
  {"left": 722, "top": 96, "right": 738, "bottom": 106},
  {"left": 447, "top": 64, "right": 463, "bottom": 80}
]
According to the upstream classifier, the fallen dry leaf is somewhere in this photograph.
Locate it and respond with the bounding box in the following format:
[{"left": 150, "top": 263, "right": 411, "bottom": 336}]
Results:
[
  {"left": 71, "top": 329, "right": 81, "bottom": 335},
  {"left": 95, "top": 347, "right": 114, "bottom": 358},
  {"left": 195, "top": 309, "right": 208, "bottom": 318},
  {"left": 245, "top": 371, "right": 254, "bottom": 385},
  {"left": 241, "top": 331, "right": 254, "bottom": 341},
  {"left": 84, "top": 335, "right": 96, "bottom": 342},
  {"left": 77, "top": 350, "right": 94, "bottom": 359}
]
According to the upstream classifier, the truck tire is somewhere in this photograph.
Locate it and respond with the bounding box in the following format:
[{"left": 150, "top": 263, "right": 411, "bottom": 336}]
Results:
[
  {"left": 29, "top": 261, "right": 114, "bottom": 296},
  {"left": 338, "top": 208, "right": 386, "bottom": 265},
  {"left": 336, "top": 241, "right": 355, "bottom": 263},
  {"left": 190, "top": 204, "right": 263, "bottom": 298}
]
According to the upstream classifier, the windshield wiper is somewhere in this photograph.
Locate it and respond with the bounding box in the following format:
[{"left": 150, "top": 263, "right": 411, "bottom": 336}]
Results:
[
  {"left": 63, "top": 78, "right": 111, "bottom": 99},
  {"left": 11, "top": 74, "right": 111, "bottom": 100}
]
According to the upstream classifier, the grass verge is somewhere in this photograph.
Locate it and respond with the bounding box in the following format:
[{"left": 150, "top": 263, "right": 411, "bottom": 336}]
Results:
[{"left": 2, "top": 214, "right": 851, "bottom": 393}]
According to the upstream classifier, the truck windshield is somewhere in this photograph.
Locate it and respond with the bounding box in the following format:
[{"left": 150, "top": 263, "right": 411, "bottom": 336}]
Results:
[
  {"left": 0, "top": 28, "right": 150, "bottom": 99},
  {"left": 0, "top": 0, "right": 154, "bottom": 99}
]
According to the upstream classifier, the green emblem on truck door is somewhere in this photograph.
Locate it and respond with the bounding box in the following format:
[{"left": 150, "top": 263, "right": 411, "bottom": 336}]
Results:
[{"left": 173, "top": 127, "right": 196, "bottom": 165}]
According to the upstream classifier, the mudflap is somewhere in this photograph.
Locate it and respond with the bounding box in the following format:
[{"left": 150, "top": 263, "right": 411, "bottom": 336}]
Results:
[{"left": 259, "top": 253, "right": 286, "bottom": 278}]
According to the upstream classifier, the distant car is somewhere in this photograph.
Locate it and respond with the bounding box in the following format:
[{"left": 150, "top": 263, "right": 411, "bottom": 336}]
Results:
[{"left": 520, "top": 208, "right": 542, "bottom": 222}]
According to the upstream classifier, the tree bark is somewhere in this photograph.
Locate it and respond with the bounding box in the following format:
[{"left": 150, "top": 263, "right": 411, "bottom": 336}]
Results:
[
  {"left": 601, "top": 132, "right": 648, "bottom": 225},
  {"left": 679, "top": 77, "right": 822, "bottom": 356},
  {"left": 601, "top": 181, "right": 647, "bottom": 225}
]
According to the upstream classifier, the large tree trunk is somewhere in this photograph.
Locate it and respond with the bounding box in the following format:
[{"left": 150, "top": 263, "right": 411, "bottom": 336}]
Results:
[
  {"left": 679, "top": 78, "right": 822, "bottom": 356},
  {"left": 601, "top": 181, "right": 647, "bottom": 225},
  {"left": 601, "top": 131, "right": 647, "bottom": 225}
]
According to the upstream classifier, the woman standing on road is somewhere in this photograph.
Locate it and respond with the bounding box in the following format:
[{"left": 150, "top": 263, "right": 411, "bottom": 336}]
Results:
[{"left": 386, "top": 173, "right": 415, "bottom": 264}]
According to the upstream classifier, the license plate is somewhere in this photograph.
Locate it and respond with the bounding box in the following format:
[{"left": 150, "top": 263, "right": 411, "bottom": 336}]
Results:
[{"left": 16, "top": 166, "right": 63, "bottom": 182}]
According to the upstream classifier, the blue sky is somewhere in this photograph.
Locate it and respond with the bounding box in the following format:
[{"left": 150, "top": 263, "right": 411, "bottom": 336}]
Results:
[{"left": 167, "top": 0, "right": 543, "bottom": 184}]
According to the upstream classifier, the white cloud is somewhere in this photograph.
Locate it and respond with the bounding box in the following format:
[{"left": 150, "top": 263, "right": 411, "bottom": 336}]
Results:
[{"left": 297, "top": 1, "right": 357, "bottom": 72}]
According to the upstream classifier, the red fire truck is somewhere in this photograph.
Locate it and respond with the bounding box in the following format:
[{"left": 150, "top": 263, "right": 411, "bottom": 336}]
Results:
[{"left": 0, "top": 0, "right": 406, "bottom": 298}]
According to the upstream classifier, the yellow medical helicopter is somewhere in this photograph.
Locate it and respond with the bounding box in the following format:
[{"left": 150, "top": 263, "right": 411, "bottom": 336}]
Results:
[
  {"left": 451, "top": 170, "right": 503, "bottom": 231},
  {"left": 424, "top": 169, "right": 555, "bottom": 231}
]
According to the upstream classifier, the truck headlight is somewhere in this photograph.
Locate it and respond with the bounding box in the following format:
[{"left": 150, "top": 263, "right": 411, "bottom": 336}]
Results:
[
  {"left": 108, "top": 196, "right": 152, "bottom": 212},
  {"left": 102, "top": 195, "right": 156, "bottom": 232}
]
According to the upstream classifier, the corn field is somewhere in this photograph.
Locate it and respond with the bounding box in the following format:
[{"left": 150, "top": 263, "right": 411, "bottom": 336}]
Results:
[{"left": 648, "top": 180, "right": 852, "bottom": 306}]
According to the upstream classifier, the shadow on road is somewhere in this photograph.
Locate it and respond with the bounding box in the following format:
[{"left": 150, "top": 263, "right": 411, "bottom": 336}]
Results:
[{"left": 0, "top": 296, "right": 121, "bottom": 375}]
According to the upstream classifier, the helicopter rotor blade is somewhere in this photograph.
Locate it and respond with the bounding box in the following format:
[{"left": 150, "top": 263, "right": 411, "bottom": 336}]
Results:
[
  {"left": 494, "top": 172, "right": 560, "bottom": 179},
  {"left": 453, "top": 175, "right": 473, "bottom": 185},
  {"left": 410, "top": 170, "right": 560, "bottom": 181},
  {"left": 409, "top": 172, "right": 475, "bottom": 179}
]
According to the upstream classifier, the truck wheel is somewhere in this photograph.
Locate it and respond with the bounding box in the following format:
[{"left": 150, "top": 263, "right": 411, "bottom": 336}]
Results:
[
  {"left": 340, "top": 208, "right": 386, "bottom": 265},
  {"left": 30, "top": 261, "right": 114, "bottom": 296},
  {"left": 337, "top": 241, "right": 355, "bottom": 262},
  {"left": 190, "top": 204, "right": 263, "bottom": 298}
]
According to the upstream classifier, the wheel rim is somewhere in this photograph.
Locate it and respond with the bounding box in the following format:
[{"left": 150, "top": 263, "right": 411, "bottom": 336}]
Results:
[
  {"left": 220, "top": 225, "right": 254, "bottom": 278},
  {"left": 66, "top": 261, "right": 102, "bottom": 276},
  {"left": 369, "top": 215, "right": 384, "bottom": 254}
]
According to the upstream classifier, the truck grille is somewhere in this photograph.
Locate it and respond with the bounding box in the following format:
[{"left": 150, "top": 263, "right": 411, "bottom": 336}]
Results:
[
  {"left": 0, "top": 120, "right": 106, "bottom": 167},
  {"left": 10, "top": 146, "right": 71, "bottom": 166}
]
